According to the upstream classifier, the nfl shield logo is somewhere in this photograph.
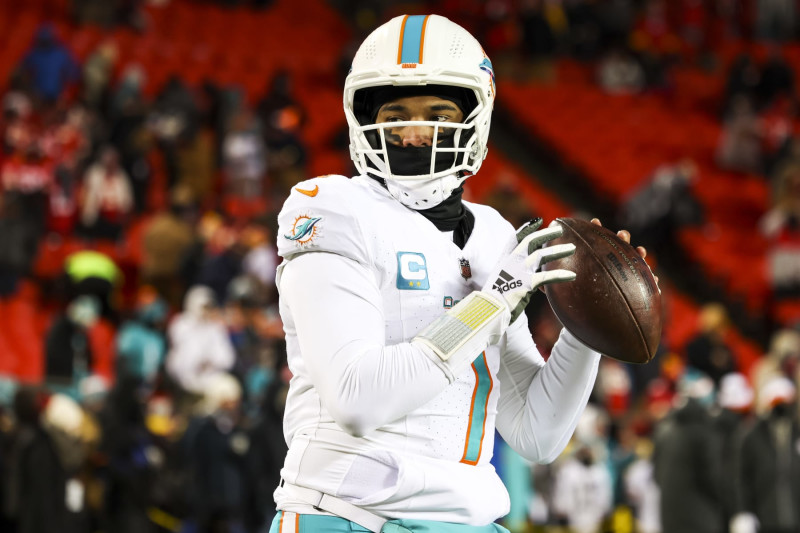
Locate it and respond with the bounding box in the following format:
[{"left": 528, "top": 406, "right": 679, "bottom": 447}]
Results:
[{"left": 459, "top": 258, "right": 472, "bottom": 280}]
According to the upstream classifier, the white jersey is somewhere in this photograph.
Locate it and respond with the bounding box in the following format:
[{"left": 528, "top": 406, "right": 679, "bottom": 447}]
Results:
[{"left": 274, "top": 174, "right": 600, "bottom": 525}]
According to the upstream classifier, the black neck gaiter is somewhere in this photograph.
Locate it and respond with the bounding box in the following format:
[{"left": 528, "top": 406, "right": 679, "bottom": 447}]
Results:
[
  {"left": 367, "top": 180, "right": 475, "bottom": 248},
  {"left": 416, "top": 186, "right": 475, "bottom": 249}
]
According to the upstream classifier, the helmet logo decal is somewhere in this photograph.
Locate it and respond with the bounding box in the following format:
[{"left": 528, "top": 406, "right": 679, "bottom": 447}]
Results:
[
  {"left": 479, "top": 57, "right": 495, "bottom": 95},
  {"left": 284, "top": 215, "right": 322, "bottom": 245},
  {"left": 397, "top": 15, "right": 430, "bottom": 65}
]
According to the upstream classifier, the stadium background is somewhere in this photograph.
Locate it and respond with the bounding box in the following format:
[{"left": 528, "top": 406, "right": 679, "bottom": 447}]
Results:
[{"left": 0, "top": 0, "right": 799, "bottom": 532}]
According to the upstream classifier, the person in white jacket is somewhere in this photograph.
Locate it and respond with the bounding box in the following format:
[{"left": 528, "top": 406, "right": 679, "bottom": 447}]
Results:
[
  {"left": 166, "top": 285, "right": 235, "bottom": 395},
  {"left": 552, "top": 443, "right": 613, "bottom": 533}
]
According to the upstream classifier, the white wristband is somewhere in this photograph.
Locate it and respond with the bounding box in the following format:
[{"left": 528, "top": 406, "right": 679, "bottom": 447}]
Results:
[{"left": 414, "top": 291, "right": 510, "bottom": 381}]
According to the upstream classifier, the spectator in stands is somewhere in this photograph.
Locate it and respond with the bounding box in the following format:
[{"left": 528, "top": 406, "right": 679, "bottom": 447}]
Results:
[
  {"left": 150, "top": 76, "right": 199, "bottom": 187},
  {"left": 116, "top": 287, "right": 169, "bottom": 386},
  {"left": 623, "top": 437, "right": 661, "bottom": 533},
  {"left": 44, "top": 295, "right": 100, "bottom": 396},
  {"left": 3, "top": 389, "right": 83, "bottom": 533},
  {"left": 721, "top": 53, "right": 760, "bottom": 120},
  {"left": 49, "top": 156, "right": 80, "bottom": 236},
  {"left": 247, "top": 347, "right": 290, "bottom": 529},
  {"left": 166, "top": 286, "right": 236, "bottom": 398},
  {"left": 561, "top": 0, "right": 604, "bottom": 61},
  {"left": 717, "top": 94, "right": 764, "bottom": 174},
  {"left": 756, "top": 0, "right": 797, "bottom": 42},
  {"left": 240, "top": 216, "right": 278, "bottom": 294},
  {"left": 62, "top": 249, "right": 123, "bottom": 323},
  {"left": 630, "top": 0, "right": 679, "bottom": 92},
  {"left": 760, "top": 96, "right": 796, "bottom": 177},
  {"left": 0, "top": 193, "right": 38, "bottom": 298},
  {"left": 597, "top": 46, "right": 646, "bottom": 95},
  {"left": 183, "top": 373, "right": 256, "bottom": 533},
  {"left": 714, "top": 372, "right": 755, "bottom": 530},
  {"left": 82, "top": 40, "right": 118, "bottom": 112},
  {"left": 2, "top": 74, "right": 33, "bottom": 129},
  {"left": 686, "top": 303, "right": 738, "bottom": 388},
  {"left": 176, "top": 115, "right": 216, "bottom": 205},
  {"left": 519, "top": 0, "right": 558, "bottom": 80},
  {"left": 257, "top": 70, "right": 305, "bottom": 145},
  {"left": 223, "top": 108, "right": 266, "bottom": 199},
  {"left": 257, "top": 72, "right": 307, "bottom": 200},
  {"left": 760, "top": 163, "right": 800, "bottom": 299},
  {"left": 758, "top": 47, "right": 795, "bottom": 111},
  {"left": 735, "top": 376, "right": 800, "bottom": 533},
  {"left": 40, "top": 393, "right": 97, "bottom": 533},
  {"left": 752, "top": 328, "right": 800, "bottom": 413},
  {"left": 193, "top": 217, "right": 246, "bottom": 306},
  {"left": 653, "top": 370, "right": 723, "bottom": 533},
  {"left": 111, "top": 64, "right": 146, "bottom": 120},
  {"left": 551, "top": 440, "right": 614, "bottom": 533},
  {"left": 1, "top": 142, "right": 54, "bottom": 240},
  {"left": 225, "top": 275, "right": 267, "bottom": 373},
  {"left": 107, "top": 64, "right": 151, "bottom": 212},
  {"left": 99, "top": 374, "right": 159, "bottom": 533},
  {"left": 79, "top": 146, "right": 134, "bottom": 242},
  {"left": 618, "top": 157, "right": 703, "bottom": 251},
  {"left": 142, "top": 185, "right": 198, "bottom": 309},
  {"left": 18, "top": 24, "right": 79, "bottom": 106}
]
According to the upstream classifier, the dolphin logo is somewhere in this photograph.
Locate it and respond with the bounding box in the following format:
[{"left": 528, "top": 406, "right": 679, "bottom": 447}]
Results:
[{"left": 285, "top": 216, "right": 322, "bottom": 244}]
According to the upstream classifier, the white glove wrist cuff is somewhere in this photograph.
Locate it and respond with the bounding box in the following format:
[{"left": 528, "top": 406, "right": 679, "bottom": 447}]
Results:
[{"left": 413, "top": 291, "right": 510, "bottom": 380}]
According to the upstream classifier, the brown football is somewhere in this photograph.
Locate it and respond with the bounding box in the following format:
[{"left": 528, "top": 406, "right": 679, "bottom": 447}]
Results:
[{"left": 542, "top": 217, "right": 662, "bottom": 364}]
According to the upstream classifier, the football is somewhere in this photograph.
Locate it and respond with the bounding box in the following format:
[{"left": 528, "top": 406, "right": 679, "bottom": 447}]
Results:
[{"left": 541, "top": 217, "right": 662, "bottom": 364}]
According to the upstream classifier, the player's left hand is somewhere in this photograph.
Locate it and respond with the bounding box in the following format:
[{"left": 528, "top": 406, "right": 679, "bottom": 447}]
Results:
[
  {"left": 590, "top": 218, "right": 660, "bottom": 287},
  {"left": 483, "top": 218, "right": 576, "bottom": 323}
]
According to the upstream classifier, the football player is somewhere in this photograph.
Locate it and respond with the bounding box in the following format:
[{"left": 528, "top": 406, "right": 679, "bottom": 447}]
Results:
[{"left": 272, "top": 14, "right": 647, "bottom": 533}]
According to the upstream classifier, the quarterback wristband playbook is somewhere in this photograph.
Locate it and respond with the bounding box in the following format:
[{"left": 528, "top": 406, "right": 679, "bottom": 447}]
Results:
[{"left": 413, "top": 291, "right": 511, "bottom": 381}]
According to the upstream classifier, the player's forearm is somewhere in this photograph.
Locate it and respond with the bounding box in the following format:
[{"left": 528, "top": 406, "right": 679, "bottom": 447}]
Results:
[
  {"left": 498, "top": 328, "right": 599, "bottom": 463},
  {"left": 281, "top": 252, "right": 450, "bottom": 436},
  {"left": 319, "top": 338, "right": 450, "bottom": 436}
]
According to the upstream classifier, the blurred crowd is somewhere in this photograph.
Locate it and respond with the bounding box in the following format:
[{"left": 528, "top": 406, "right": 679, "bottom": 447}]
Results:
[
  {"left": 513, "top": 302, "right": 800, "bottom": 533},
  {"left": 2, "top": 1, "right": 800, "bottom": 533},
  {"left": 0, "top": 2, "right": 307, "bottom": 533}
]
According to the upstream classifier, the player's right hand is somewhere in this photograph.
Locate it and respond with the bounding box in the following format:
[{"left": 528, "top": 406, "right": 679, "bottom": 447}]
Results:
[{"left": 482, "top": 218, "right": 576, "bottom": 323}]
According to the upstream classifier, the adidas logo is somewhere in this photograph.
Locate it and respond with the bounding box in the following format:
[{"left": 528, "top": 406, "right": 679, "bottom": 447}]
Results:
[{"left": 493, "top": 270, "right": 523, "bottom": 293}]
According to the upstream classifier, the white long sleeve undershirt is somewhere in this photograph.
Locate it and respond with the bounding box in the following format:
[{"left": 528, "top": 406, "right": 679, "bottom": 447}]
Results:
[{"left": 279, "top": 250, "right": 600, "bottom": 462}]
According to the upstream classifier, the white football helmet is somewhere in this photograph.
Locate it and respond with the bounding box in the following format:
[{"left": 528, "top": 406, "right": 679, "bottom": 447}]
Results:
[{"left": 344, "top": 14, "right": 496, "bottom": 209}]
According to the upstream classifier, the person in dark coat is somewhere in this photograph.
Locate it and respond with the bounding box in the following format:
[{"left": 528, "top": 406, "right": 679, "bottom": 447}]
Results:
[
  {"left": 183, "top": 373, "right": 254, "bottom": 533},
  {"left": 653, "top": 371, "right": 724, "bottom": 533},
  {"left": 99, "top": 375, "right": 158, "bottom": 533},
  {"left": 44, "top": 296, "right": 100, "bottom": 395},
  {"left": 713, "top": 372, "right": 755, "bottom": 530},
  {"left": 686, "top": 303, "right": 738, "bottom": 388},
  {"left": 3, "top": 389, "right": 87, "bottom": 533},
  {"left": 0, "top": 193, "right": 38, "bottom": 298},
  {"left": 736, "top": 377, "right": 800, "bottom": 533},
  {"left": 247, "top": 347, "right": 290, "bottom": 530}
]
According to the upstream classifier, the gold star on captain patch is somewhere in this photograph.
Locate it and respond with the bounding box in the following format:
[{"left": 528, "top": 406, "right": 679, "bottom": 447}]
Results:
[
  {"left": 408, "top": 281, "right": 413, "bottom": 287},
  {"left": 416, "top": 282, "right": 421, "bottom": 287}
]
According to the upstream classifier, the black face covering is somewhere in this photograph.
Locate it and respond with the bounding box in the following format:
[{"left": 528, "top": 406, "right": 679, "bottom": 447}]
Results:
[{"left": 369, "top": 137, "right": 458, "bottom": 176}]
